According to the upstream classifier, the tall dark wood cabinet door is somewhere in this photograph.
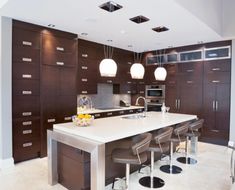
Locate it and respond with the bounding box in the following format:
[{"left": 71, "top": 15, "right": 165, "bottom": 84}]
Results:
[
  {"left": 60, "top": 67, "right": 77, "bottom": 96},
  {"left": 215, "top": 84, "right": 230, "bottom": 138},
  {"left": 165, "top": 84, "right": 178, "bottom": 113}
]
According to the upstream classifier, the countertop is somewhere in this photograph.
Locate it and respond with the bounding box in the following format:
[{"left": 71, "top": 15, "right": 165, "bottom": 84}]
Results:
[
  {"left": 77, "top": 106, "right": 144, "bottom": 114},
  {"left": 54, "top": 112, "right": 197, "bottom": 143}
]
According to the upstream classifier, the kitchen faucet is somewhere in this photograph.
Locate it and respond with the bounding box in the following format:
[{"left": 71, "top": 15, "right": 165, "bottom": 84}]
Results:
[
  {"left": 135, "top": 96, "right": 147, "bottom": 117},
  {"left": 78, "top": 96, "right": 93, "bottom": 110}
]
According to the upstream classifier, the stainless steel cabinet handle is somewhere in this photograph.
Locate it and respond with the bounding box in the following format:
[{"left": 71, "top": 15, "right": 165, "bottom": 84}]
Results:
[
  {"left": 129, "top": 110, "right": 134, "bottom": 113},
  {"left": 127, "top": 91, "right": 131, "bottom": 94},
  {"left": 175, "top": 99, "right": 178, "bottom": 109},
  {"left": 47, "top": 119, "right": 56, "bottom": 123},
  {"left": 139, "top": 91, "right": 145, "bottom": 94},
  {"left": 178, "top": 99, "right": 181, "bottom": 109},
  {"left": 215, "top": 101, "right": 218, "bottom": 111},
  {"left": 56, "top": 62, "right": 64, "bottom": 66},
  {"left": 56, "top": 47, "right": 64, "bottom": 51},
  {"left": 22, "top": 112, "right": 32, "bottom": 116},
  {"left": 212, "top": 101, "right": 215, "bottom": 111},
  {"left": 82, "top": 54, "right": 88, "bottom": 58},
  {"left": 128, "top": 62, "right": 132, "bottom": 65},
  {"left": 22, "top": 91, "right": 32, "bottom": 95},
  {"left": 22, "top": 74, "right": 32, "bottom": 79},
  {"left": 64, "top": 117, "right": 72, "bottom": 121},
  {"left": 107, "top": 112, "right": 113, "bottom": 116},
  {"left": 23, "top": 130, "right": 32, "bottom": 135},
  {"left": 212, "top": 68, "right": 221, "bottom": 71},
  {"left": 81, "top": 66, "right": 88, "bottom": 70},
  {"left": 95, "top": 114, "right": 101, "bottom": 117},
  {"left": 22, "top": 121, "right": 32, "bottom": 126},
  {"left": 23, "top": 142, "right": 32, "bottom": 147},
  {"left": 187, "top": 69, "right": 194, "bottom": 72},
  {"left": 212, "top": 80, "right": 220, "bottom": 83},
  {"left": 22, "top": 58, "right": 32, "bottom": 62},
  {"left": 81, "top": 91, "right": 88, "bottom": 94},
  {"left": 119, "top": 111, "right": 124, "bottom": 114},
  {"left": 22, "top": 41, "right": 32, "bottom": 46},
  {"left": 107, "top": 80, "right": 112, "bottom": 83},
  {"left": 81, "top": 78, "right": 88, "bottom": 82},
  {"left": 127, "top": 81, "right": 132, "bottom": 84},
  {"left": 187, "top": 81, "right": 193, "bottom": 84}
]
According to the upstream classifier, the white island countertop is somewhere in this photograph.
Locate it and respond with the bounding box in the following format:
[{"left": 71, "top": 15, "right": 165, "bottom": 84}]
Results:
[{"left": 54, "top": 112, "right": 197, "bottom": 143}]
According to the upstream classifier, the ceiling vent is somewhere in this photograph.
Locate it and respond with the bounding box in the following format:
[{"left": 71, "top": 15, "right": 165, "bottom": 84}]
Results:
[
  {"left": 130, "top": 15, "right": 149, "bottom": 24},
  {"left": 99, "top": 1, "right": 123, "bottom": 12},
  {"left": 152, "top": 26, "right": 169, "bottom": 33}
]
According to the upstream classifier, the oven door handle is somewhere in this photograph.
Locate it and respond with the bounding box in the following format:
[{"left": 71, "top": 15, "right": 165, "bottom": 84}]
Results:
[{"left": 175, "top": 99, "right": 178, "bottom": 109}]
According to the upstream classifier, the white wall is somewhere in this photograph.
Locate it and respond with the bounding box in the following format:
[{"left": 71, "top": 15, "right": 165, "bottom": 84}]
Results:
[
  {"left": 222, "top": 0, "right": 235, "bottom": 38},
  {"left": 230, "top": 40, "right": 235, "bottom": 145},
  {"left": 0, "top": 16, "right": 13, "bottom": 169}
]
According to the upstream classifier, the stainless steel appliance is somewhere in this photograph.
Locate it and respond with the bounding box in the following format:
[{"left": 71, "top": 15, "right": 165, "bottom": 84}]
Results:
[
  {"left": 146, "top": 99, "right": 164, "bottom": 112},
  {"left": 145, "top": 85, "right": 165, "bottom": 99}
]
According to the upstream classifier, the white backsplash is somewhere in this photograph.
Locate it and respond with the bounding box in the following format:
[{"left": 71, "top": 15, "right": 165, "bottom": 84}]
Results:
[{"left": 77, "top": 83, "right": 131, "bottom": 108}]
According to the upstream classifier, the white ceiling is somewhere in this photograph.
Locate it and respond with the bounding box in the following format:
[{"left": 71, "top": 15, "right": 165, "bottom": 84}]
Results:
[{"left": 0, "top": 0, "right": 234, "bottom": 52}]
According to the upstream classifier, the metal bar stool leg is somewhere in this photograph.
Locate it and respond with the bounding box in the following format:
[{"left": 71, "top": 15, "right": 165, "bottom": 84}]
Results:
[
  {"left": 160, "top": 141, "right": 182, "bottom": 174},
  {"left": 139, "top": 151, "right": 165, "bottom": 188},
  {"left": 177, "top": 136, "right": 197, "bottom": 165}
]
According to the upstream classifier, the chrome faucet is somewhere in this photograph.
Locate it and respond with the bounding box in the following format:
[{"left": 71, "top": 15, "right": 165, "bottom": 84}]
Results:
[
  {"left": 78, "top": 96, "right": 93, "bottom": 110},
  {"left": 135, "top": 96, "right": 147, "bottom": 117}
]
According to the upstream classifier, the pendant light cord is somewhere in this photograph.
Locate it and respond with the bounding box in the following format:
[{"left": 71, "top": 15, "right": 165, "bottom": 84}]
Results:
[{"left": 104, "top": 45, "right": 114, "bottom": 59}]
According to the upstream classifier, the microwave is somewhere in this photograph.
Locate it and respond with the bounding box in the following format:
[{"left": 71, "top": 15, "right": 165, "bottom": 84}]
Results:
[{"left": 145, "top": 85, "right": 165, "bottom": 99}]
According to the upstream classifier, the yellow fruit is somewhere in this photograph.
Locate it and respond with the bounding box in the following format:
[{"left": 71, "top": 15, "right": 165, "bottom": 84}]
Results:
[{"left": 78, "top": 114, "right": 84, "bottom": 119}]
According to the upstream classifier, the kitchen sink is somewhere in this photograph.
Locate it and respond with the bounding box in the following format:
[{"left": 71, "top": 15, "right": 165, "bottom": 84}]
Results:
[{"left": 121, "top": 115, "right": 146, "bottom": 119}]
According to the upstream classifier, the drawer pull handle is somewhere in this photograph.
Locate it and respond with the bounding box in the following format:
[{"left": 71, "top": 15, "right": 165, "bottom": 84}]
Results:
[
  {"left": 22, "top": 112, "right": 32, "bottom": 116},
  {"left": 23, "top": 130, "right": 32, "bottom": 135},
  {"left": 187, "top": 69, "right": 194, "bottom": 72},
  {"left": 127, "top": 91, "right": 131, "bottom": 94},
  {"left": 82, "top": 66, "right": 88, "bottom": 70},
  {"left": 107, "top": 80, "right": 112, "bottom": 83},
  {"left": 128, "top": 62, "right": 132, "bottom": 65},
  {"left": 22, "top": 121, "right": 32, "bottom": 126},
  {"left": 56, "top": 62, "right": 64, "bottom": 66},
  {"left": 127, "top": 81, "right": 132, "bottom": 84},
  {"left": 56, "top": 47, "right": 64, "bottom": 51},
  {"left": 107, "top": 113, "right": 113, "bottom": 116},
  {"left": 212, "top": 80, "right": 220, "bottom": 83},
  {"left": 82, "top": 54, "right": 88, "bottom": 58},
  {"left": 129, "top": 110, "right": 134, "bottom": 113},
  {"left": 187, "top": 81, "right": 193, "bottom": 84},
  {"left": 48, "top": 119, "right": 56, "bottom": 123},
  {"left": 23, "top": 142, "right": 32, "bottom": 147},
  {"left": 22, "top": 74, "right": 32, "bottom": 79},
  {"left": 211, "top": 129, "right": 219, "bottom": 133},
  {"left": 22, "top": 58, "right": 32, "bottom": 62},
  {"left": 119, "top": 111, "right": 124, "bottom": 114},
  {"left": 212, "top": 68, "right": 221, "bottom": 71},
  {"left": 95, "top": 114, "right": 101, "bottom": 117},
  {"left": 81, "top": 78, "right": 88, "bottom": 82},
  {"left": 22, "top": 41, "right": 32, "bottom": 46},
  {"left": 82, "top": 91, "right": 88, "bottom": 94},
  {"left": 22, "top": 91, "right": 32, "bottom": 95},
  {"left": 64, "top": 117, "right": 72, "bottom": 121},
  {"left": 140, "top": 91, "right": 145, "bottom": 94}
]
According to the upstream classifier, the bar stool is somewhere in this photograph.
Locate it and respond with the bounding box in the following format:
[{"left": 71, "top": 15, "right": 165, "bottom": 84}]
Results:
[
  {"left": 112, "top": 133, "right": 152, "bottom": 190},
  {"left": 160, "top": 123, "right": 189, "bottom": 174},
  {"left": 139, "top": 127, "right": 173, "bottom": 188},
  {"left": 177, "top": 119, "right": 204, "bottom": 165}
]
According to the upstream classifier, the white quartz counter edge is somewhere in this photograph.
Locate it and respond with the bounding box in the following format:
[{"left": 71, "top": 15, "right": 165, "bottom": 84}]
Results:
[
  {"left": 77, "top": 106, "right": 144, "bottom": 114},
  {"left": 54, "top": 112, "right": 197, "bottom": 144}
]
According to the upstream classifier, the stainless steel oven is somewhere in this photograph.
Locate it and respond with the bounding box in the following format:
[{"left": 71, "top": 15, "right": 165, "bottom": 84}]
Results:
[{"left": 145, "top": 85, "right": 165, "bottom": 99}]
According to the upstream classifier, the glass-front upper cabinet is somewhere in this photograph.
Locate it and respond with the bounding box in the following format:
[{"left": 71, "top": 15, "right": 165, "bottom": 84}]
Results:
[
  {"left": 179, "top": 50, "right": 203, "bottom": 62},
  {"left": 146, "top": 54, "right": 165, "bottom": 65},
  {"left": 166, "top": 53, "right": 178, "bottom": 63},
  {"left": 204, "top": 46, "right": 231, "bottom": 60}
]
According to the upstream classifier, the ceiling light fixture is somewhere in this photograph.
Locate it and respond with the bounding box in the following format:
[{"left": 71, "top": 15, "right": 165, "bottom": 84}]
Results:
[
  {"left": 99, "top": 45, "right": 117, "bottom": 77},
  {"left": 48, "top": 24, "right": 55, "bottom": 28},
  {"left": 152, "top": 26, "right": 169, "bottom": 33},
  {"left": 99, "top": 1, "right": 123, "bottom": 12},
  {"left": 130, "top": 53, "right": 145, "bottom": 79},
  {"left": 130, "top": 15, "right": 149, "bottom": 24},
  {"left": 81, "top": 32, "right": 88, "bottom": 36},
  {"left": 154, "top": 49, "right": 167, "bottom": 81}
]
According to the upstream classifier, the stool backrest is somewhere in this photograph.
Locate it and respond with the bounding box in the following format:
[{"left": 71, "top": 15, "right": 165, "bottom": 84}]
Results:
[
  {"left": 132, "top": 133, "right": 152, "bottom": 156},
  {"left": 154, "top": 127, "right": 173, "bottom": 144},
  {"left": 174, "top": 122, "right": 189, "bottom": 136},
  {"left": 189, "top": 119, "right": 204, "bottom": 131}
]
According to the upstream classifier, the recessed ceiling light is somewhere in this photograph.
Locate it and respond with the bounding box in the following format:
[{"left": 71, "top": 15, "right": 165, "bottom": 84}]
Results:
[
  {"left": 130, "top": 15, "right": 149, "bottom": 24},
  {"left": 99, "top": 1, "right": 123, "bottom": 12},
  {"left": 81, "top": 32, "right": 88, "bottom": 36},
  {"left": 152, "top": 26, "right": 169, "bottom": 33},
  {"left": 107, "top": 39, "right": 113, "bottom": 42},
  {"left": 48, "top": 24, "right": 55, "bottom": 28},
  {"left": 168, "top": 45, "right": 173, "bottom": 48},
  {"left": 128, "top": 45, "right": 133, "bottom": 48},
  {"left": 197, "top": 41, "right": 204, "bottom": 44}
]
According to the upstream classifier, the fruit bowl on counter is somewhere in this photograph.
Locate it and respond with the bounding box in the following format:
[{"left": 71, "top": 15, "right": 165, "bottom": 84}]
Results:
[{"left": 72, "top": 114, "right": 94, "bottom": 127}]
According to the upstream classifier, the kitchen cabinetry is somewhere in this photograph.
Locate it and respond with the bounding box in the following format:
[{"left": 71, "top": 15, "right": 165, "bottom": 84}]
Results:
[
  {"left": 202, "top": 59, "right": 231, "bottom": 144},
  {"left": 12, "top": 22, "right": 41, "bottom": 162}
]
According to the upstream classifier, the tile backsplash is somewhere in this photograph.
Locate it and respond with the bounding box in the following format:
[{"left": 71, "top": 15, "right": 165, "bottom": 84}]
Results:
[{"left": 77, "top": 83, "right": 131, "bottom": 108}]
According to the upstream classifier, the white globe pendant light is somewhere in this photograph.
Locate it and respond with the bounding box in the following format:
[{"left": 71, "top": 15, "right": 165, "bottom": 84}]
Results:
[
  {"left": 154, "top": 66, "right": 167, "bottom": 81},
  {"left": 130, "top": 63, "right": 145, "bottom": 79},
  {"left": 99, "top": 58, "right": 117, "bottom": 77},
  {"left": 99, "top": 45, "right": 117, "bottom": 77}
]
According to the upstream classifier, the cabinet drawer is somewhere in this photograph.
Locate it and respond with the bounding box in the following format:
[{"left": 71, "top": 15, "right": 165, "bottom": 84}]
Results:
[
  {"left": 42, "top": 51, "right": 76, "bottom": 67},
  {"left": 78, "top": 45, "right": 102, "bottom": 60},
  {"left": 204, "top": 60, "right": 231, "bottom": 73},
  {"left": 13, "top": 138, "right": 40, "bottom": 162},
  {"left": 104, "top": 112, "right": 119, "bottom": 117},
  {"left": 178, "top": 62, "right": 203, "bottom": 74},
  {"left": 43, "top": 34, "right": 76, "bottom": 53},
  {"left": 13, "top": 96, "right": 40, "bottom": 118},
  {"left": 13, "top": 80, "right": 40, "bottom": 96},
  {"left": 165, "top": 64, "right": 178, "bottom": 76},
  {"left": 13, "top": 118, "right": 40, "bottom": 141},
  {"left": 13, "top": 62, "right": 40, "bottom": 80},
  {"left": 179, "top": 75, "right": 202, "bottom": 84},
  {"left": 77, "top": 84, "right": 97, "bottom": 95},
  {"left": 13, "top": 46, "right": 40, "bottom": 64},
  {"left": 204, "top": 72, "right": 230, "bottom": 84},
  {"left": 13, "top": 27, "right": 41, "bottom": 49}
]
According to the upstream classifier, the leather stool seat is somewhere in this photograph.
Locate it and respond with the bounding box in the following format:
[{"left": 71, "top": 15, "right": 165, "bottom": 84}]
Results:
[{"left": 112, "top": 148, "right": 147, "bottom": 165}]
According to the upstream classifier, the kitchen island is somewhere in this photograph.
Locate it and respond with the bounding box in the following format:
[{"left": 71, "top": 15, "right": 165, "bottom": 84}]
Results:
[{"left": 48, "top": 112, "right": 197, "bottom": 190}]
